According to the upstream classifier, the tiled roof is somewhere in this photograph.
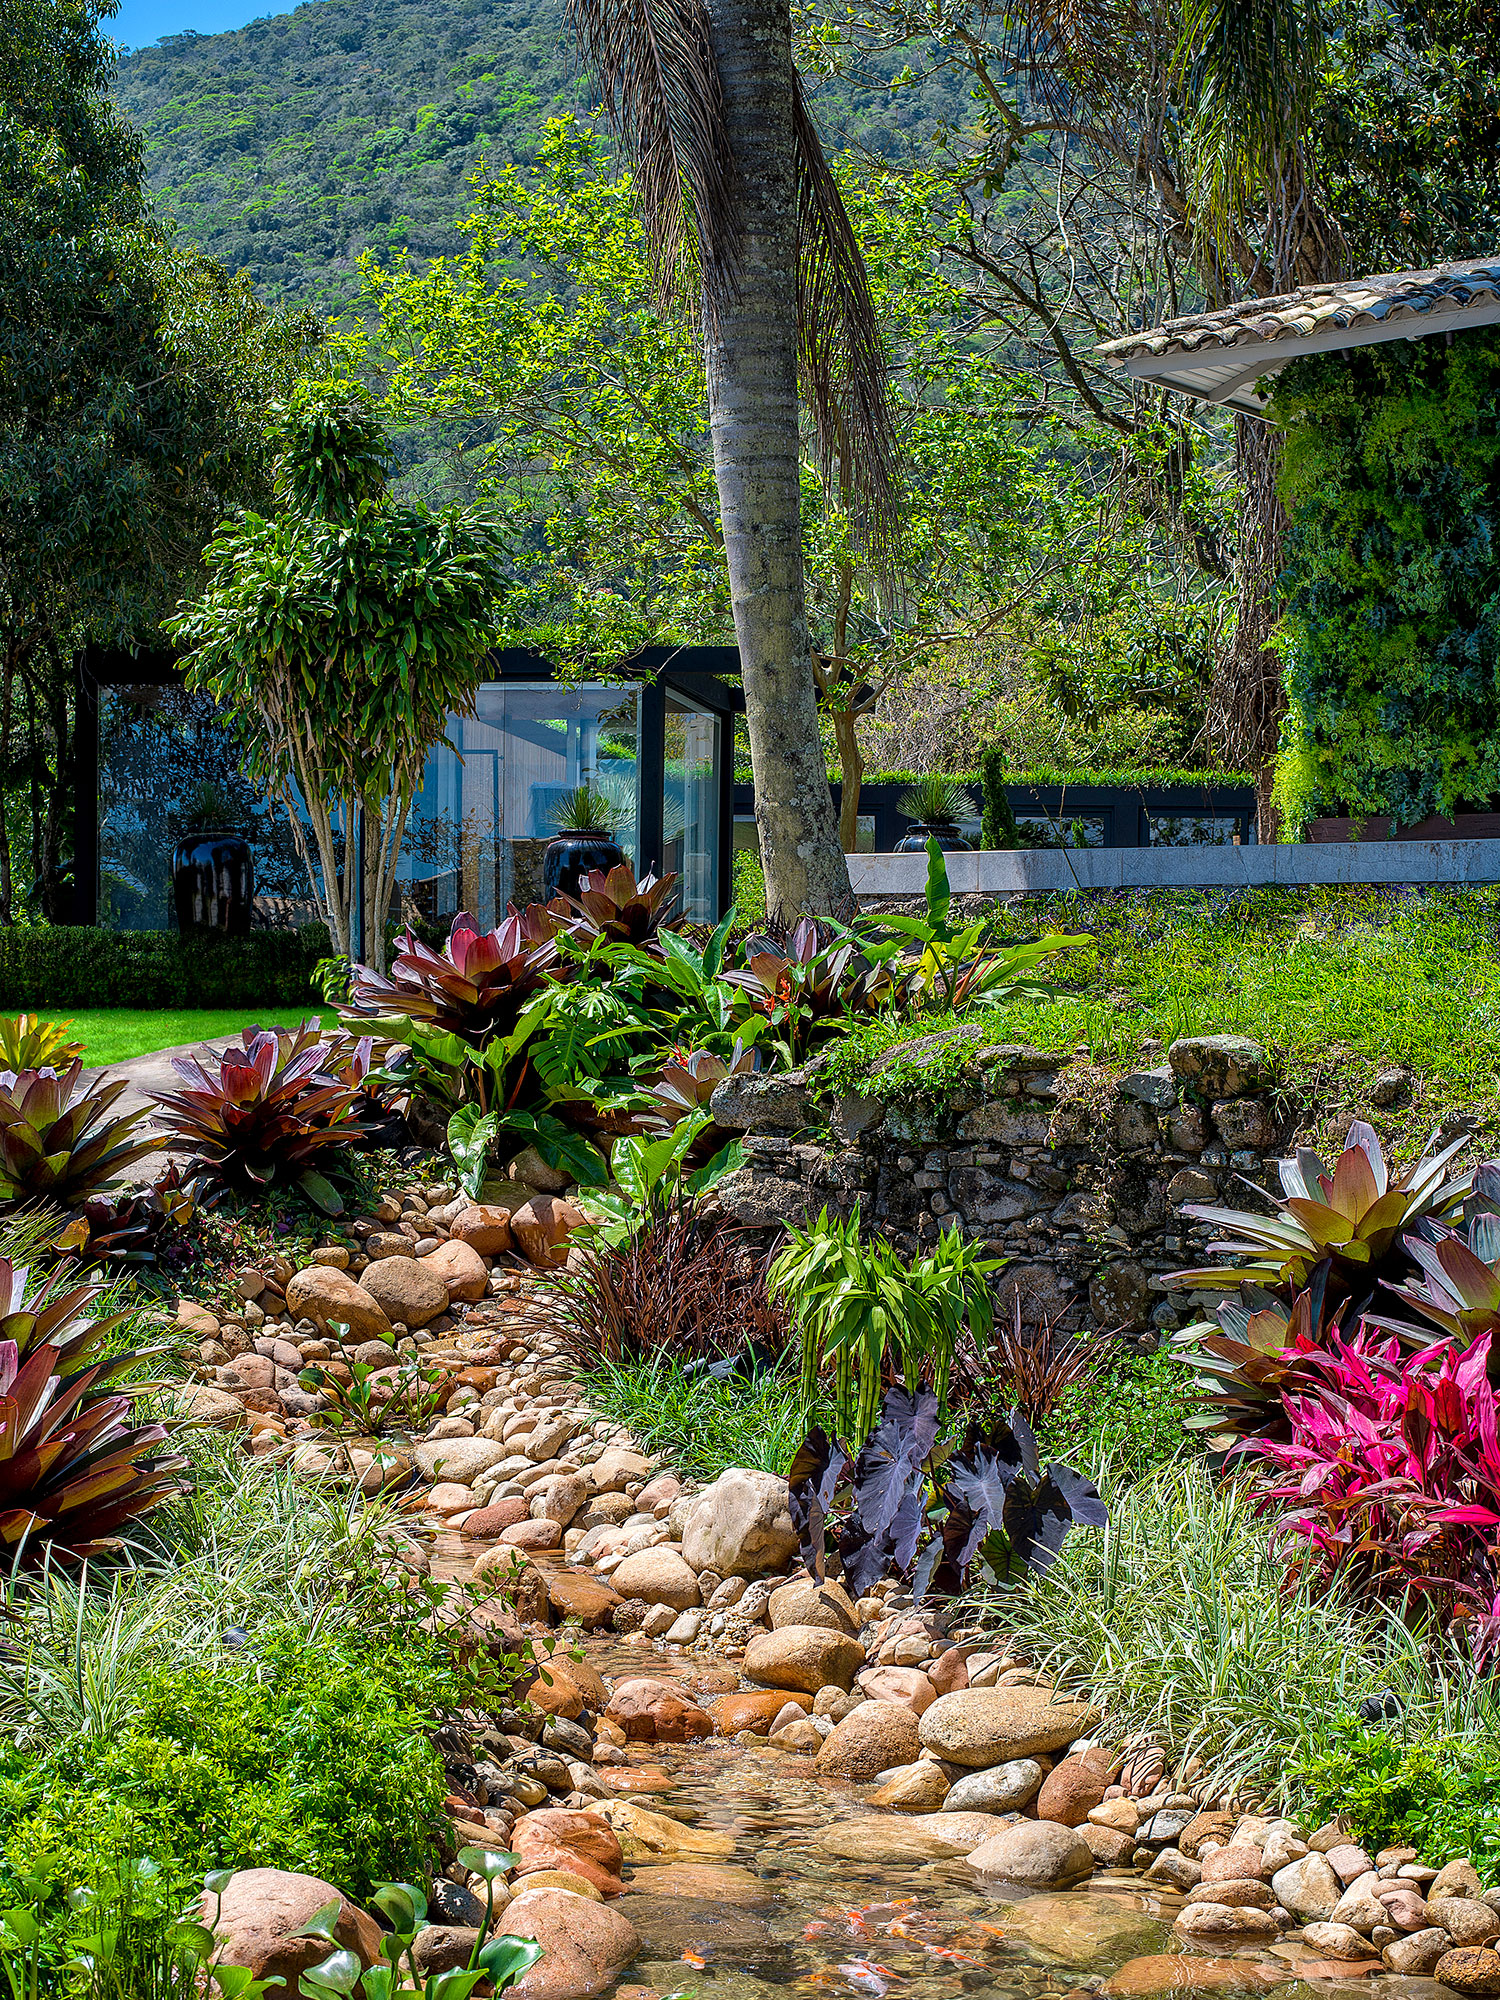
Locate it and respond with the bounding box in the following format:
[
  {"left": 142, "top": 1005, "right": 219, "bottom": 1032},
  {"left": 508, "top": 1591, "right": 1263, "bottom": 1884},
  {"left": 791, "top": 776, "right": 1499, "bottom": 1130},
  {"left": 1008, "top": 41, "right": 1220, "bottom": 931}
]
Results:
[{"left": 1096, "top": 259, "right": 1500, "bottom": 413}]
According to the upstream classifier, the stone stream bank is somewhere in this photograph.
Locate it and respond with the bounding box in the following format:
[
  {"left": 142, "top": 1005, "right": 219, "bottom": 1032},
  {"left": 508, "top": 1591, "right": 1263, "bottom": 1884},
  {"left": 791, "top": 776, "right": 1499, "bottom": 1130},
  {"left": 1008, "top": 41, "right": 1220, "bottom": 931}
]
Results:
[{"left": 177, "top": 1178, "right": 1500, "bottom": 2000}]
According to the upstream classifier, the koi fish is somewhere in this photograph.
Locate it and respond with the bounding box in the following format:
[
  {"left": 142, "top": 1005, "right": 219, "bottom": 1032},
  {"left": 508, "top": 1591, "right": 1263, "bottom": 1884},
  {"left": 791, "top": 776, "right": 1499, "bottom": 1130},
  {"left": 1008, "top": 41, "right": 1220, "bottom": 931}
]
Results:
[
  {"left": 921, "top": 1945, "right": 985, "bottom": 1967},
  {"left": 835, "top": 1961, "right": 902, "bottom": 1995},
  {"left": 679, "top": 1952, "right": 707, "bottom": 1968}
]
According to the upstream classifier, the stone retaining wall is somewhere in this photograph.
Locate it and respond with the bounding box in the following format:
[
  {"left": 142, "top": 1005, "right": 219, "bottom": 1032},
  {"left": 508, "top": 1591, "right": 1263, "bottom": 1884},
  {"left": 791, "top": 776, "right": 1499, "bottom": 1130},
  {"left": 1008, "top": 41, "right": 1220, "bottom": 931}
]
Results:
[{"left": 708, "top": 1029, "right": 1293, "bottom": 1333}]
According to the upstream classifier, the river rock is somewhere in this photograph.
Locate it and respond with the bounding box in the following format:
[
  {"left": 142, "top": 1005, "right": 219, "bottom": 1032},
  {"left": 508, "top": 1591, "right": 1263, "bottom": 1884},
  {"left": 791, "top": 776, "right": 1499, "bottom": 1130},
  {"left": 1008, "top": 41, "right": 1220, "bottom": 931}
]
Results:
[
  {"left": 1434, "top": 1862, "right": 1486, "bottom": 1902},
  {"left": 463, "top": 1498, "right": 531, "bottom": 1536},
  {"left": 1185, "top": 1881, "right": 1276, "bottom": 1910},
  {"left": 744, "top": 1624, "right": 865, "bottom": 1694},
  {"left": 868, "top": 1762, "right": 950, "bottom": 1812},
  {"left": 410, "top": 1926, "right": 486, "bottom": 1974},
  {"left": 945, "top": 1759, "right": 1046, "bottom": 1814},
  {"left": 856, "top": 1666, "right": 937, "bottom": 1714},
  {"left": 1303, "top": 1923, "right": 1380, "bottom": 1961},
  {"left": 284, "top": 1267, "right": 391, "bottom": 1339},
  {"left": 1143, "top": 1850, "right": 1202, "bottom": 1891},
  {"left": 1436, "top": 1949, "right": 1500, "bottom": 1998},
  {"left": 175, "top": 1384, "right": 249, "bottom": 1427},
  {"left": 919, "top": 1688, "right": 1100, "bottom": 1768},
  {"left": 600, "top": 1802, "right": 734, "bottom": 1860},
  {"left": 1103, "top": 1956, "right": 1279, "bottom": 1996},
  {"left": 1036, "top": 1748, "right": 1115, "bottom": 1827},
  {"left": 514, "top": 1810, "right": 624, "bottom": 1875},
  {"left": 1382, "top": 1931, "right": 1452, "bottom": 1976},
  {"left": 605, "top": 1678, "right": 713, "bottom": 1743},
  {"left": 498, "top": 1887, "right": 640, "bottom": 2000},
  {"left": 546, "top": 1570, "right": 622, "bottom": 1627},
  {"left": 769, "top": 1578, "right": 858, "bottom": 1633},
  {"left": 815, "top": 1814, "right": 999, "bottom": 1864},
  {"left": 204, "top": 1870, "right": 384, "bottom": 1999},
  {"left": 361, "top": 1255, "right": 449, "bottom": 1328},
  {"left": 608, "top": 1548, "right": 701, "bottom": 1611},
  {"left": 1082, "top": 1826, "right": 1139, "bottom": 1868},
  {"left": 1202, "top": 1844, "right": 1271, "bottom": 1885},
  {"left": 511, "top": 1843, "right": 622, "bottom": 1897},
  {"left": 711, "top": 1689, "right": 812, "bottom": 1735},
  {"left": 1176, "top": 1906, "right": 1280, "bottom": 1944},
  {"left": 413, "top": 1438, "right": 507, "bottom": 1485},
  {"left": 682, "top": 1469, "right": 798, "bottom": 1576},
  {"left": 451, "top": 1204, "right": 515, "bottom": 1254},
  {"left": 1432, "top": 1900, "right": 1500, "bottom": 1946},
  {"left": 419, "top": 1239, "right": 489, "bottom": 1302},
  {"left": 999, "top": 1893, "right": 1170, "bottom": 1970},
  {"left": 1272, "top": 1852, "right": 1343, "bottom": 1921},
  {"left": 816, "top": 1702, "right": 922, "bottom": 1780},
  {"left": 968, "top": 1821, "right": 1094, "bottom": 1889},
  {"left": 510, "top": 1196, "right": 586, "bottom": 1269},
  {"left": 1179, "top": 1812, "right": 1236, "bottom": 1859}
]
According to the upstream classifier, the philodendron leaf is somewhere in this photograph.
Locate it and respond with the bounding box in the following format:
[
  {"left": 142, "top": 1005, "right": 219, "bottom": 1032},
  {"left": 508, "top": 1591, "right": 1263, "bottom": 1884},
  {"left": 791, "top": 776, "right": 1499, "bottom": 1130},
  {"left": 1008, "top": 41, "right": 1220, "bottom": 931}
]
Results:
[
  {"left": 448, "top": 1106, "right": 499, "bottom": 1200},
  {"left": 476, "top": 1936, "right": 545, "bottom": 1993},
  {"left": 370, "top": 1883, "right": 425, "bottom": 1935}
]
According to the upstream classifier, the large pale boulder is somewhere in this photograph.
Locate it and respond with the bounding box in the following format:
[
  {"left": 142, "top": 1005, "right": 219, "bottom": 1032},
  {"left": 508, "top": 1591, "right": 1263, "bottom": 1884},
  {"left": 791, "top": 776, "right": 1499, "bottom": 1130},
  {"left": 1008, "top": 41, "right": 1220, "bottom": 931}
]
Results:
[
  {"left": 743, "top": 1624, "right": 865, "bottom": 1694},
  {"left": 608, "top": 1548, "right": 701, "bottom": 1611},
  {"left": 360, "top": 1255, "right": 449, "bottom": 1328},
  {"left": 204, "top": 1870, "right": 384, "bottom": 1999},
  {"left": 815, "top": 1701, "right": 922, "bottom": 1780},
  {"left": 919, "top": 1687, "right": 1100, "bottom": 1768},
  {"left": 968, "top": 1821, "right": 1094, "bottom": 1889},
  {"left": 510, "top": 1196, "right": 586, "bottom": 1269},
  {"left": 682, "top": 1468, "right": 798, "bottom": 1576},
  {"left": 856, "top": 1666, "right": 937, "bottom": 1714},
  {"left": 284, "top": 1266, "right": 391, "bottom": 1339},
  {"left": 945, "top": 1759, "right": 1046, "bottom": 1814},
  {"left": 498, "top": 1888, "right": 640, "bottom": 2000}
]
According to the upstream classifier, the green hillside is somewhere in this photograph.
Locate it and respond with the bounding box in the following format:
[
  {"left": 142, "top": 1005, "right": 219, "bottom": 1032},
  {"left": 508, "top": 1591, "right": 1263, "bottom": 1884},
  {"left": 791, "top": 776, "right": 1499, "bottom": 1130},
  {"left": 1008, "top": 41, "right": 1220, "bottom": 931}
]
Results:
[{"left": 115, "top": 0, "right": 971, "bottom": 313}]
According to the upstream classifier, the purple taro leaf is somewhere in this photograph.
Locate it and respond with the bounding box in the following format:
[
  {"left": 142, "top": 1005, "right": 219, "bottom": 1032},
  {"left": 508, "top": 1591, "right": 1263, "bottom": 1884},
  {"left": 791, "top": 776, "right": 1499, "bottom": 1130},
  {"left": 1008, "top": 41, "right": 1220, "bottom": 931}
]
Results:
[
  {"left": 887, "top": 1486, "right": 928, "bottom": 1575},
  {"left": 852, "top": 1387, "right": 941, "bottom": 1540},
  {"left": 941, "top": 1420, "right": 1032, "bottom": 1573},
  {"left": 1008, "top": 1407, "right": 1043, "bottom": 1485},
  {"left": 838, "top": 1513, "right": 890, "bottom": 1599},
  {"left": 788, "top": 1427, "right": 849, "bottom": 1583},
  {"left": 1014, "top": 1462, "right": 1109, "bottom": 1574}
]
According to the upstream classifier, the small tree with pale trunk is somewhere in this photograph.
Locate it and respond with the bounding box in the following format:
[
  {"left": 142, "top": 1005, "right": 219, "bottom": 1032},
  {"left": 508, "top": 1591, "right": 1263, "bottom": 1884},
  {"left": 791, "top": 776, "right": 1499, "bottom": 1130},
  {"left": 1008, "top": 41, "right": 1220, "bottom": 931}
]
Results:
[{"left": 168, "top": 386, "right": 502, "bottom": 972}]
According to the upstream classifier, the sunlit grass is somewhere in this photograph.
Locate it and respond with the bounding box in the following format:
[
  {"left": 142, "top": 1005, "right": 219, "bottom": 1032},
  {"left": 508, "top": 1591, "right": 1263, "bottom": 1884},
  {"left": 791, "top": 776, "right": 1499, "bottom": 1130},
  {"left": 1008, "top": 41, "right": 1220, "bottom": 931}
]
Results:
[{"left": 60, "top": 1007, "right": 339, "bottom": 1068}]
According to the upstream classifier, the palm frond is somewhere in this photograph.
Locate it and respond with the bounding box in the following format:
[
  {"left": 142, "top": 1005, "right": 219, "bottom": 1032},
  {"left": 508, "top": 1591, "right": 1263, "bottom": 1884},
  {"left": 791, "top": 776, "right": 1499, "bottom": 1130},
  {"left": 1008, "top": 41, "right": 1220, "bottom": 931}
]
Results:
[
  {"left": 565, "top": 0, "right": 740, "bottom": 317},
  {"left": 791, "top": 74, "right": 901, "bottom": 556}
]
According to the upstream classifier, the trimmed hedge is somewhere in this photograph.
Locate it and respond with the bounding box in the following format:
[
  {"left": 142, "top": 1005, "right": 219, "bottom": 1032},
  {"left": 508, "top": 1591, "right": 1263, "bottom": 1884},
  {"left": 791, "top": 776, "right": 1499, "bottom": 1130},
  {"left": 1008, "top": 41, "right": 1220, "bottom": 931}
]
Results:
[{"left": 0, "top": 925, "right": 328, "bottom": 1009}]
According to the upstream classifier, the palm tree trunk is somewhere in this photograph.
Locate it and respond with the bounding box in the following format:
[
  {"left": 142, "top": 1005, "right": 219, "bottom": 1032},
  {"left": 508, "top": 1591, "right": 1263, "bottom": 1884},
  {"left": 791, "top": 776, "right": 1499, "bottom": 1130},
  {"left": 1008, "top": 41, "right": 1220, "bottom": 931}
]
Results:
[
  {"left": 1208, "top": 416, "right": 1290, "bottom": 842},
  {"left": 702, "top": 0, "right": 853, "bottom": 926}
]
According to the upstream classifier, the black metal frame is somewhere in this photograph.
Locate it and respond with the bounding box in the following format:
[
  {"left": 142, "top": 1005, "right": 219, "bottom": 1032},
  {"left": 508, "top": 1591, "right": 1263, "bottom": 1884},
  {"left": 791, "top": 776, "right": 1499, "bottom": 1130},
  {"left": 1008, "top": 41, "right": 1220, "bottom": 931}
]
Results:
[{"left": 76, "top": 642, "right": 745, "bottom": 926}]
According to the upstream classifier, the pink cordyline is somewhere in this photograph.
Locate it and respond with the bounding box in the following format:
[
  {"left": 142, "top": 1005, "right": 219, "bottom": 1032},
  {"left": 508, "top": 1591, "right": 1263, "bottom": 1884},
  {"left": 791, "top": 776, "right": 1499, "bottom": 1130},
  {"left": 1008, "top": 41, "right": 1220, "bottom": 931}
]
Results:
[{"left": 1240, "top": 1323, "right": 1500, "bottom": 1658}]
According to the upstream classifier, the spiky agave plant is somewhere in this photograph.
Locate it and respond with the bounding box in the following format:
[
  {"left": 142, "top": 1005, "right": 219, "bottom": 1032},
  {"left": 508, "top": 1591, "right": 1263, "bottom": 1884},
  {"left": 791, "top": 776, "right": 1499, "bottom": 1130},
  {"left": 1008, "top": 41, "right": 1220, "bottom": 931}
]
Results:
[
  {"left": 896, "top": 774, "right": 978, "bottom": 830},
  {"left": 1165, "top": 1120, "right": 1473, "bottom": 1316},
  {"left": 0, "top": 1255, "right": 186, "bottom": 1561}
]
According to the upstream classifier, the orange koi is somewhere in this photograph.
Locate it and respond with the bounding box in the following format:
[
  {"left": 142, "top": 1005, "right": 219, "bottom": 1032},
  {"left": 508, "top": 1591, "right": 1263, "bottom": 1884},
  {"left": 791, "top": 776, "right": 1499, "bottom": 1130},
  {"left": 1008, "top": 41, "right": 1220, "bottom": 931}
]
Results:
[
  {"left": 679, "top": 1952, "right": 707, "bottom": 1968},
  {"left": 835, "top": 1961, "right": 902, "bottom": 1995},
  {"left": 922, "top": 1946, "right": 984, "bottom": 1967}
]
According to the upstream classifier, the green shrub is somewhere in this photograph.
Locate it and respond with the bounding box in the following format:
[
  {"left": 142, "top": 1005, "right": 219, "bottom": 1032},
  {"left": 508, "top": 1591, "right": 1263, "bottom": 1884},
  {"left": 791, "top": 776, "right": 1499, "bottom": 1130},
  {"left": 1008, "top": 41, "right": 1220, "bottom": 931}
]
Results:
[
  {"left": 979, "top": 745, "right": 1021, "bottom": 849},
  {"left": 1270, "top": 331, "right": 1500, "bottom": 830},
  {"left": 0, "top": 926, "right": 328, "bottom": 1009},
  {"left": 0, "top": 1625, "right": 456, "bottom": 1902},
  {"left": 814, "top": 1013, "right": 983, "bottom": 1113},
  {"left": 1036, "top": 1347, "right": 1190, "bottom": 1481},
  {"left": 580, "top": 1356, "right": 823, "bottom": 1479},
  {"left": 1297, "top": 1729, "right": 1500, "bottom": 1880}
]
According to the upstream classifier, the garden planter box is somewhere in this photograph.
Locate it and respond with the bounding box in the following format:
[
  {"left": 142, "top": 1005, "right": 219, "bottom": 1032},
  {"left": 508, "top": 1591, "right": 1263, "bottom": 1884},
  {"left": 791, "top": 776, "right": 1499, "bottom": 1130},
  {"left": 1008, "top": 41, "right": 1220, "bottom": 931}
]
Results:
[{"left": 1308, "top": 813, "right": 1500, "bottom": 842}]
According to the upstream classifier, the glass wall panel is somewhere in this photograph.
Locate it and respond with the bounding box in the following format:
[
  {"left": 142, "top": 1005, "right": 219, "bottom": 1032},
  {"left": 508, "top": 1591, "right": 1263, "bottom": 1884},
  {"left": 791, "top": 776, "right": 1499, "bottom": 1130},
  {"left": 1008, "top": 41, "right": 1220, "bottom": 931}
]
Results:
[
  {"left": 663, "top": 695, "right": 720, "bottom": 922},
  {"left": 397, "top": 683, "right": 640, "bottom": 929},
  {"left": 98, "top": 685, "right": 311, "bottom": 931}
]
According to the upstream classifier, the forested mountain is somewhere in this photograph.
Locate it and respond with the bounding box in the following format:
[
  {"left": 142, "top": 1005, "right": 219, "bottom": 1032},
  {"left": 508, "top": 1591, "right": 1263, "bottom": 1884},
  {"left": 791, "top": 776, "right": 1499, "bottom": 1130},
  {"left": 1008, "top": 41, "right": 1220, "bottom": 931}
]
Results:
[{"left": 115, "top": 0, "right": 969, "bottom": 312}]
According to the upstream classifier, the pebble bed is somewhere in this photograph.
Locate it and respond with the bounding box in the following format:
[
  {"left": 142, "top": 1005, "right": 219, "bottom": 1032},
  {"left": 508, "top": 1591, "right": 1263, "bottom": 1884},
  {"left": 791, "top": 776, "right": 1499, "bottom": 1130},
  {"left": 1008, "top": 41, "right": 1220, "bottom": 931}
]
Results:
[{"left": 177, "top": 1177, "right": 1500, "bottom": 2000}]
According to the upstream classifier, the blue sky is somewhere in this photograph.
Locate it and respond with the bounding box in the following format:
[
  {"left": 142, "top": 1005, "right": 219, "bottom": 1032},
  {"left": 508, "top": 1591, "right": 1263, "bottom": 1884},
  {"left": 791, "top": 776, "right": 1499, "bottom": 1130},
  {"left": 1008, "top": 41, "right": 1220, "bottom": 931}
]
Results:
[{"left": 107, "top": 0, "right": 293, "bottom": 52}]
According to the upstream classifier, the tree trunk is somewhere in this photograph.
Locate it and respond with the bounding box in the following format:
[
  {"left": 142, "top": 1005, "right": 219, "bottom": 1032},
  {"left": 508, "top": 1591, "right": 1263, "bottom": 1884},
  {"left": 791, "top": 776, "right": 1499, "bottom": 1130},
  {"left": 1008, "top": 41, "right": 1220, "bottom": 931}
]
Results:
[
  {"left": 703, "top": 0, "right": 853, "bottom": 927},
  {"left": 1208, "top": 416, "right": 1288, "bottom": 842},
  {"left": 833, "top": 705, "right": 863, "bottom": 853}
]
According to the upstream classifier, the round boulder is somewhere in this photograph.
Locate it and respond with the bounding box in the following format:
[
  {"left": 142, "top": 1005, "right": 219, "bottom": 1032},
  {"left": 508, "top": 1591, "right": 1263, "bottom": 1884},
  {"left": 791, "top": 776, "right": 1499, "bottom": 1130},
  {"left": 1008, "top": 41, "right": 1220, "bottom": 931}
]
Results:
[
  {"left": 608, "top": 1548, "right": 701, "bottom": 1612},
  {"left": 605, "top": 1677, "right": 714, "bottom": 1742},
  {"left": 919, "top": 1687, "right": 1101, "bottom": 1769},
  {"left": 744, "top": 1623, "right": 866, "bottom": 1695},
  {"left": 711, "top": 1689, "right": 813, "bottom": 1736},
  {"left": 1035, "top": 1747, "right": 1114, "bottom": 1827},
  {"left": 768, "top": 1578, "right": 858, "bottom": 1634},
  {"left": 284, "top": 1266, "right": 391, "bottom": 1340},
  {"left": 419, "top": 1239, "right": 489, "bottom": 1302},
  {"left": 203, "top": 1870, "right": 384, "bottom": 2000},
  {"left": 945, "top": 1759, "right": 1046, "bottom": 1815},
  {"left": 360, "top": 1255, "right": 449, "bottom": 1328},
  {"left": 681, "top": 1469, "right": 798, "bottom": 1577},
  {"left": 816, "top": 1701, "right": 922, "bottom": 1781},
  {"left": 498, "top": 1887, "right": 640, "bottom": 2000},
  {"left": 967, "top": 1821, "right": 1094, "bottom": 1889}
]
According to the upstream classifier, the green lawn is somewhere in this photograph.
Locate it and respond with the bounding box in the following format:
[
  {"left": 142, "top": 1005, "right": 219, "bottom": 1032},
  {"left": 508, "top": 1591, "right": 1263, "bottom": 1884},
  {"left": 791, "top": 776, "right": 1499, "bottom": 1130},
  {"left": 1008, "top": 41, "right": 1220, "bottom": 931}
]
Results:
[{"left": 62, "top": 1007, "right": 339, "bottom": 1069}]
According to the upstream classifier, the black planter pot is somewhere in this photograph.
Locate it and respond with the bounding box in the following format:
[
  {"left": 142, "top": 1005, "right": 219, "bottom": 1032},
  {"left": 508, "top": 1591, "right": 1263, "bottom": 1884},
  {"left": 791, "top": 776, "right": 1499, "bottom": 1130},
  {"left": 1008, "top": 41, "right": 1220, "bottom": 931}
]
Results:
[
  {"left": 894, "top": 822, "right": 974, "bottom": 853},
  {"left": 543, "top": 833, "right": 625, "bottom": 902},
  {"left": 172, "top": 832, "right": 254, "bottom": 938}
]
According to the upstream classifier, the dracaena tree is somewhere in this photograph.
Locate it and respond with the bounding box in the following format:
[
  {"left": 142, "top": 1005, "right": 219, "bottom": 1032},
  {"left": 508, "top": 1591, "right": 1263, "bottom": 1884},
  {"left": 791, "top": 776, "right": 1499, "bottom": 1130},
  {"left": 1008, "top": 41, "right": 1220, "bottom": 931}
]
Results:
[
  {"left": 563, "top": 0, "right": 899, "bottom": 924},
  {"left": 166, "top": 385, "right": 502, "bottom": 972}
]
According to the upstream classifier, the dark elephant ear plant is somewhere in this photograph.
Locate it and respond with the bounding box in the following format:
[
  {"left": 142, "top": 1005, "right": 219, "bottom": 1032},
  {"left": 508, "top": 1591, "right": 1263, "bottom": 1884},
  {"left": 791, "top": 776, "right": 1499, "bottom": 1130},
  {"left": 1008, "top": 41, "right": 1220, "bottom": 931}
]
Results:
[{"left": 788, "top": 1386, "right": 1106, "bottom": 1601}]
